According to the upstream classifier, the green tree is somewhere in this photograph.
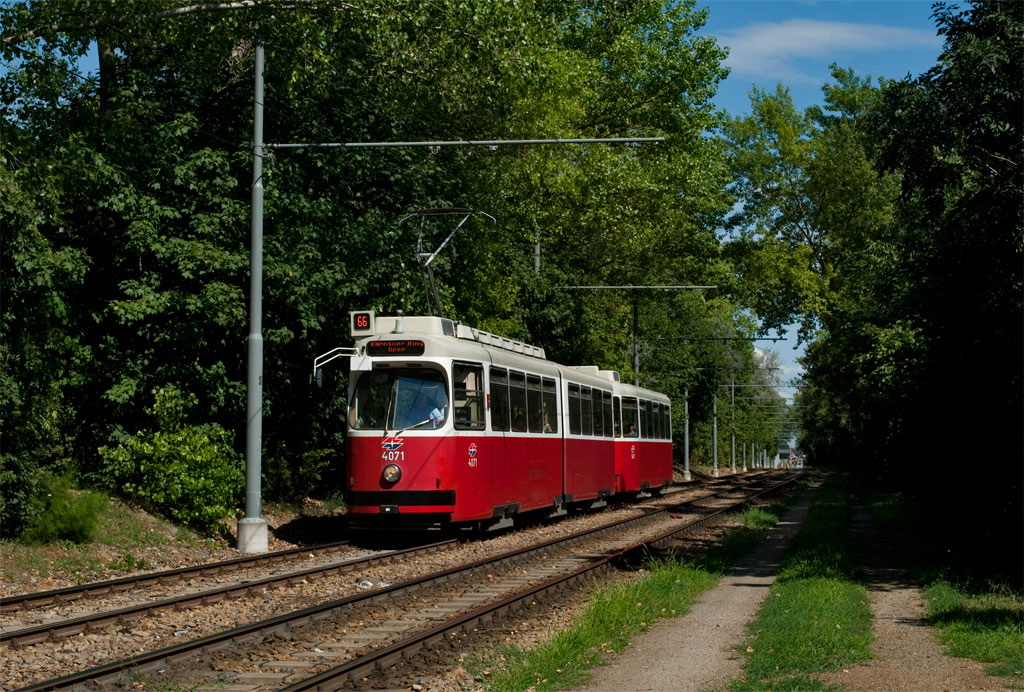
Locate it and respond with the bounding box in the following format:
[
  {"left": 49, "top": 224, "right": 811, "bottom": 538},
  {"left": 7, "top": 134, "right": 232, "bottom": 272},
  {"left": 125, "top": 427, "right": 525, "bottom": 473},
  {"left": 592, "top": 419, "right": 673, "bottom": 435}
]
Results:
[
  {"left": 723, "top": 68, "right": 899, "bottom": 336},
  {"left": 0, "top": 161, "right": 91, "bottom": 534}
]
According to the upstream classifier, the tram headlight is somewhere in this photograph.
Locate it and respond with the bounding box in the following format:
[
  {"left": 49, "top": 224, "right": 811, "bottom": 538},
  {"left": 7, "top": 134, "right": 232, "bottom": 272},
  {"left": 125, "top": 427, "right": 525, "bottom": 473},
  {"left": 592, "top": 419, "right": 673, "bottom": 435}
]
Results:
[{"left": 382, "top": 464, "right": 402, "bottom": 484}]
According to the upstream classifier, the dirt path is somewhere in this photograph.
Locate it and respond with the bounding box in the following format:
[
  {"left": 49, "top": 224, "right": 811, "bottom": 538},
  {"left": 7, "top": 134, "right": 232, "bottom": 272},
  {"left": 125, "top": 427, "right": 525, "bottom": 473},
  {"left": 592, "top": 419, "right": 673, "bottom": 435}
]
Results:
[
  {"left": 565, "top": 486, "right": 817, "bottom": 692},
  {"left": 818, "top": 506, "right": 1006, "bottom": 692}
]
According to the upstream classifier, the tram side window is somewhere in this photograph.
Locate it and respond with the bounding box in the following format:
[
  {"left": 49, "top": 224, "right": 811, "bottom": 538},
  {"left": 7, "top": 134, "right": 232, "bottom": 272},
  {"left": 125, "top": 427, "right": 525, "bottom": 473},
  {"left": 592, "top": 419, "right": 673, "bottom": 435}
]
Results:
[
  {"left": 490, "top": 368, "right": 510, "bottom": 431},
  {"left": 652, "top": 402, "right": 662, "bottom": 439},
  {"left": 509, "top": 371, "right": 528, "bottom": 432},
  {"left": 613, "top": 397, "right": 621, "bottom": 437},
  {"left": 663, "top": 405, "right": 671, "bottom": 438},
  {"left": 581, "top": 386, "right": 593, "bottom": 435},
  {"left": 527, "top": 375, "right": 543, "bottom": 433},
  {"left": 453, "top": 363, "right": 485, "bottom": 430},
  {"left": 591, "top": 388, "right": 603, "bottom": 437},
  {"left": 622, "top": 397, "right": 639, "bottom": 437},
  {"left": 542, "top": 378, "right": 558, "bottom": 433},
  {"left": 568, "top": 383, "right": 582, "bottom": 435},
  {"left": 638, "top": 399, "right": 648, "bottom": 439},
  {"left": 602, "top": 391, "right": 613, "bottom": 438}
]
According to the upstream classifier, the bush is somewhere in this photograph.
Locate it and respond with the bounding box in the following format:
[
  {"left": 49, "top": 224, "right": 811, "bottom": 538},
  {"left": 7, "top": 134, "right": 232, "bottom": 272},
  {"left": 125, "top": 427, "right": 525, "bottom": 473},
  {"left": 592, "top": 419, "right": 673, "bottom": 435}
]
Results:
[
  {"left": 20, "top": 474, "right": 108, "bottom": 544},
  {"left": 98, "top": 386, "right": 243, "bottom": 532}
]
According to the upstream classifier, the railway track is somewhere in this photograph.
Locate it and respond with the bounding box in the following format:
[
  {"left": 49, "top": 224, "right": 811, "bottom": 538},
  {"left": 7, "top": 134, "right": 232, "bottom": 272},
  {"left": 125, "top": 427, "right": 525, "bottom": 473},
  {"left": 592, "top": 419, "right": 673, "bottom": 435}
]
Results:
[
  {"left": 9, "top": 471, "right": 801, "bottom": 692},
  {"left": 0, "top": 540, "right": 455, "bottom": 648},
  {"left": 0, "top": 473, "right": 764, "bottom": 649},
  {"left": 1, "top": 541, "right": 358, "bottom": 614}
]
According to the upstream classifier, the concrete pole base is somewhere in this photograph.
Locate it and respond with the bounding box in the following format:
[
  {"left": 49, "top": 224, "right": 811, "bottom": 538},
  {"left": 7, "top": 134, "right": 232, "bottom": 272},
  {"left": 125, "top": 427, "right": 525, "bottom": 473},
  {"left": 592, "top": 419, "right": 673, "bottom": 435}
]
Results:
[
  {"left": 237, "top": 517, "right": 269, "bottom": 554},
  {"left": 712, "top": 467, "right": 720, "bottom": 478},
  {"left": 681, "top": 471, "right": 692, "bottom": 482}
]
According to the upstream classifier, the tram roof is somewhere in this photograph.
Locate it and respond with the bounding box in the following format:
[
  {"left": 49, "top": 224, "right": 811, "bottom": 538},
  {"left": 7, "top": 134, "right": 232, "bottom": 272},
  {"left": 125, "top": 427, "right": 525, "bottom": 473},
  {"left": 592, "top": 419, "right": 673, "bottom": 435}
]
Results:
[
  {"left": 357, "top": 314, "right": 547, "bottom": 359},
  {"left": 349, "top": 313, "right": 667, "bottom": 401}
]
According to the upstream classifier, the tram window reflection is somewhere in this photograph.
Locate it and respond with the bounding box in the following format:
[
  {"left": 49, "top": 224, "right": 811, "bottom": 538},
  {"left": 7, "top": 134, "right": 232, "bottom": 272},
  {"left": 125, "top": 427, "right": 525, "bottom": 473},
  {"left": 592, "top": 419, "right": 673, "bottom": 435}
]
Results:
[
  {"left": 490, "top": 368, "right": 510, "bottom": 431},
  {"left": 453, "top": 363, "right": 485, "bottom": 430}
]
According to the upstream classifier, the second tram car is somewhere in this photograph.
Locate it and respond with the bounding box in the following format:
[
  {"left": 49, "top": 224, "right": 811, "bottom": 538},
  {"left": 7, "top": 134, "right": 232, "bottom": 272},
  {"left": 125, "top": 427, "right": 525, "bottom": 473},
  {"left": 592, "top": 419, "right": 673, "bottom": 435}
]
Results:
[{"left": 328, "top": 311, "right": 673, "bottom": 530}]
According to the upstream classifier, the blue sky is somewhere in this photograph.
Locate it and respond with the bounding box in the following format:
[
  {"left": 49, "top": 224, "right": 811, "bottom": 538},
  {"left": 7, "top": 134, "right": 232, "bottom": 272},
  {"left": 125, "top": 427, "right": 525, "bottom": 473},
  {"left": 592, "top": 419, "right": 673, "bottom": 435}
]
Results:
[
  {"left": 701, "top": 0, "right": 945, "bottom": 116},
  {"left": 696, "top": 0, "right": 947, "bottom": 397}
]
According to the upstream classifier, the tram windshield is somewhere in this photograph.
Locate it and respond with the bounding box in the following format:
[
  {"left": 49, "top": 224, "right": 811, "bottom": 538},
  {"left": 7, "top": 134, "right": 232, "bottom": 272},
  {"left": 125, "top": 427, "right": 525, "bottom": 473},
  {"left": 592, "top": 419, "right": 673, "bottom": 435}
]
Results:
[{"left": 349, "top": 369, "right": 449, "bottom": 431}]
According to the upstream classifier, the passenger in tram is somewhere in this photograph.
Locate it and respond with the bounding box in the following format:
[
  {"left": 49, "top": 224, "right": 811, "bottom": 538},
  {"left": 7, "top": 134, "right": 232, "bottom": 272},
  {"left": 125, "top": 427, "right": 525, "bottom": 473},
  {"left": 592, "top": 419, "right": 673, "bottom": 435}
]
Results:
[{"left": 626, "top": 422, "right": 638, "bottom": 437}]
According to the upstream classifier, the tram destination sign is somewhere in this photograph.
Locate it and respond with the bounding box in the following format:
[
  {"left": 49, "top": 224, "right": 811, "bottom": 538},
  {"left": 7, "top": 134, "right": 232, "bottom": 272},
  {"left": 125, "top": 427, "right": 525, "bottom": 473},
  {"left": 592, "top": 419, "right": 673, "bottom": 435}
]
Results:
[{"left": 366, "top": 340, "right": 426, "bottom": 356}]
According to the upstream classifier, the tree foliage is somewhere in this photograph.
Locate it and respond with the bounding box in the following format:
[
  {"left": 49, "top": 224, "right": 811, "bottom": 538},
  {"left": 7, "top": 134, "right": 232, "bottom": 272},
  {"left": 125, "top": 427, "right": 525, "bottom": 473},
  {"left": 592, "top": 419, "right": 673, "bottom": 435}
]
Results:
[
  {"left": 723, "top": 69, "right": 900, "bottom": 336},
  {"left": 3, "top": 0, "right": 775, "bottom": 533}
]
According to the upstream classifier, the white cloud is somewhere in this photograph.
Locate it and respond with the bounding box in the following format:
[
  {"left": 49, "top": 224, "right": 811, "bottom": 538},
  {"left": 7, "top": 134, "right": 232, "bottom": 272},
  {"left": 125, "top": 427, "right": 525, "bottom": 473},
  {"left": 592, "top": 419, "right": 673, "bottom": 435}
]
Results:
[{"left": 718, "top": 19, "right": 940, "bottom": 84}]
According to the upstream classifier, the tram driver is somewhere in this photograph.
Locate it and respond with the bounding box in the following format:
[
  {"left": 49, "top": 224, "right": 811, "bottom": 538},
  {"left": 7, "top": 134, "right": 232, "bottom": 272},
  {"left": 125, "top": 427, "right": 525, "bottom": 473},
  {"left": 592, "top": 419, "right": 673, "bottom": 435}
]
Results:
[{"left": 406, "top": 385, "right": 447, "bottom": 429}]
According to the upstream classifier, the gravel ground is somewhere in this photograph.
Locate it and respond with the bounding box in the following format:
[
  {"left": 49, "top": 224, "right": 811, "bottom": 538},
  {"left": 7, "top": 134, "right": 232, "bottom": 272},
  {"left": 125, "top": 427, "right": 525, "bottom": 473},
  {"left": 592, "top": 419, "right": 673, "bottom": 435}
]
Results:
[{"left": 372, "top": 515, "right": 748, "bottom": 692}]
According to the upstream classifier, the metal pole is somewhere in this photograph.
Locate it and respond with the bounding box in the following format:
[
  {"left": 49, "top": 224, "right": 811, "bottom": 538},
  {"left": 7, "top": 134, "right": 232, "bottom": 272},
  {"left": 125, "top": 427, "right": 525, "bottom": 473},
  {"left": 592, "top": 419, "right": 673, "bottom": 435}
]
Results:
[
  {"left": 682, "top": 385, "right": 691, "bottom": 481},
  {"left": 742, "top": 442, "right": 747, "bottom": 472},
  {"left": 730, "top": 380, "right": 736, "bottom": 474},
  {"left": 239, "top": 39, "right": 269, "bottom": 554},
  {"left": 712, "top": 395, "right": 719, "bottom": 477}
]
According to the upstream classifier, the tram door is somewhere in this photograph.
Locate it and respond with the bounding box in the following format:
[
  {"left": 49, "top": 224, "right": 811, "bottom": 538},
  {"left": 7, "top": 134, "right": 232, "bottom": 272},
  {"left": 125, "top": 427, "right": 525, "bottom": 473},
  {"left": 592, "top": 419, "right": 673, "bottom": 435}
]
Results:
[
  {"left": 452, "top": 362, "right": 491, "bottom": 520},
  {"left": 618, "top": 396, "right": 642, "bottom": 492},
  {"left": 487, "top": 366, "right": 521, "bottom": 511}
]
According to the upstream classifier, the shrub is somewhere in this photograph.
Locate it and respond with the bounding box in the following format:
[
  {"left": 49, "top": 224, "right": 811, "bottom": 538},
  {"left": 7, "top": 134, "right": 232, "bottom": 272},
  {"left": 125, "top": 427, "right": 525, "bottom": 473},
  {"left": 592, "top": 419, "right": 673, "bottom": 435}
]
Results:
[
  {"left": 99, "top": 386, "right": 243, "bottom": 532},
  {"left": 20, "top": 474, "right": 108, "bottom": 544}
]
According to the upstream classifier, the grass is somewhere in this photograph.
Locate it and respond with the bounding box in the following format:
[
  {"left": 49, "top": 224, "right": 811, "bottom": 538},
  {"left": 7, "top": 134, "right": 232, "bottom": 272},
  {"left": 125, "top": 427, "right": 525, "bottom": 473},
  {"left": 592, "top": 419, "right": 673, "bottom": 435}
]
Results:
[
  {"left": 726, "top": 477, "right": 873, "bottom": 692},
  {"left": 925, "top": 580, "right": 1024, "bottom": 683},
  {"left": 0, "top": 541, "right": 107, "bottom": 580},
  {"left": 0, "top": 491, "right": 213, "bottom": 582},
  {"left": 472, "top": 481, "right": 810, "bottom": 691},
  {"left": 475, "top": 562, "right": 720, "bottom": 691}
]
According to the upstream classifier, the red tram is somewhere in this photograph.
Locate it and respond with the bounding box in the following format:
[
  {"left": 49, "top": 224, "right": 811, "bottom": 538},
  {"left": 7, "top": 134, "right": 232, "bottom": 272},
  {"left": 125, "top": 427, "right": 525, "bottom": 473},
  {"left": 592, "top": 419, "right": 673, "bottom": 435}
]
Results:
[{"left": 323, "top": 311, "right": 673, "bottom": 530}]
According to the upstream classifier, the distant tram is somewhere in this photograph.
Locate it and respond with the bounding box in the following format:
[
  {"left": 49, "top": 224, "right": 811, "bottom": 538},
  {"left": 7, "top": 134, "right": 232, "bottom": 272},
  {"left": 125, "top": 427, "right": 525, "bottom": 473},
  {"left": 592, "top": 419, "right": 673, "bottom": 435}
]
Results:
[{"left": 318, "top": 311, "right": 673, "bottom": 530}]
